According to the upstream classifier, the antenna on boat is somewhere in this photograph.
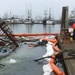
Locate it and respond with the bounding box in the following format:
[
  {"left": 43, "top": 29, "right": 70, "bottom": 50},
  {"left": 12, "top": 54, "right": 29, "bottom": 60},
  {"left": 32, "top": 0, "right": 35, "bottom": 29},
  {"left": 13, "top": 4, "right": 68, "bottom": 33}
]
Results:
[
  {"left": 49, "top": 8, "right": 51, "bottom": 20},
  {"left": 44, "top": 10, "right": 47, "bottom": 19},
  {"left": 30, "top": 2, "right": 32, "bottom": 19}
]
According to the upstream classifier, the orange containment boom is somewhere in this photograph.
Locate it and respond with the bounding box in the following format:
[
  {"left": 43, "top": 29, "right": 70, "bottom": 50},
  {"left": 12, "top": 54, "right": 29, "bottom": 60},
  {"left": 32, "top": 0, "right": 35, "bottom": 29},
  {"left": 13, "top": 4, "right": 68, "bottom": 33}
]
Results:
[
  {"left": 50, "top": 54, "right": 65, "bottom": 75},
  {"left": 0, "top": 33, "right": 60, "bottom": 36},
  {"left": 43, "top": 36, "right": 61, "bottom": 52}
]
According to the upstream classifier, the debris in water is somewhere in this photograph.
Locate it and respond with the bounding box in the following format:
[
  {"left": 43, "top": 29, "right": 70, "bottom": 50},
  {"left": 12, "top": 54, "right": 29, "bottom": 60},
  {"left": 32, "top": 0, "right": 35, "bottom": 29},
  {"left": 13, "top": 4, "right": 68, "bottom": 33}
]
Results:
[{"left": 9, "top": 59, "right": 17, "bottom": 64}]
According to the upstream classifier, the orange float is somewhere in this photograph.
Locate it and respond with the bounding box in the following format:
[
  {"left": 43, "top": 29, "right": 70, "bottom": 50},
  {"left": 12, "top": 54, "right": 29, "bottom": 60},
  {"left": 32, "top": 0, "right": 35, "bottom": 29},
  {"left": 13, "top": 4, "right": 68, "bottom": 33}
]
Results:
[
  {"left": 42, "top": 35, "right": 63, "bottom": 74},
  {"left": 50, "top": 54, "right": 65, "bottom": 75},
  {"left": 43, "top": 36, "right": 61, "bottom": 52}
]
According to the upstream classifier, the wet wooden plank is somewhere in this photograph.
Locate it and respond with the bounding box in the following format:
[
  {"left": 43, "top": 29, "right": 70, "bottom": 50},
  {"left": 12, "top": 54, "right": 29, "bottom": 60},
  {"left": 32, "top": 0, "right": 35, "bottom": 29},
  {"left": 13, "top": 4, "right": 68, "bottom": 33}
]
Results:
[{"left": 62, "top": 40, "right": 75, "bottom": 75}]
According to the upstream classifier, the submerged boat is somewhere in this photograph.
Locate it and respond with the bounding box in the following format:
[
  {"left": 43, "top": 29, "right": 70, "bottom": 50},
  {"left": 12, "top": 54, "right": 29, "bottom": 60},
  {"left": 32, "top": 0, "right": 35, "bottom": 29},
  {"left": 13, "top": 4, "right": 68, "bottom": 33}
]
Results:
[{"left": 0, "top": 47, "right": 12, "bottom": 58}]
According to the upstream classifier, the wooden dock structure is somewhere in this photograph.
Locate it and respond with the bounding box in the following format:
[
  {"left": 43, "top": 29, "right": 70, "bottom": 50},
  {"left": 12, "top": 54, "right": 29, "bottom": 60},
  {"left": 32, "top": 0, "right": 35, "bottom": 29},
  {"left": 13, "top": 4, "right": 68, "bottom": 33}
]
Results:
[
  {"left": 60, "top": 6, "right": 75, "bottom": 75},
  {"left": 62, "top": 40, "right": 75, "bottom": 75}
]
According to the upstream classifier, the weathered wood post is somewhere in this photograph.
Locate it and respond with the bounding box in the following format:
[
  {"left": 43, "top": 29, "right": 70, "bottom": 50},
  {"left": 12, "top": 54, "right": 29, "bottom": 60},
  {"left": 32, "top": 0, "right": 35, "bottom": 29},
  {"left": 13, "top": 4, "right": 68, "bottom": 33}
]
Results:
[
  {"left": 61, "top": 6, "right": 69, "bottom": 28},
  {"left": 61, "top": 6, "right": 71, "bottom": 44}
]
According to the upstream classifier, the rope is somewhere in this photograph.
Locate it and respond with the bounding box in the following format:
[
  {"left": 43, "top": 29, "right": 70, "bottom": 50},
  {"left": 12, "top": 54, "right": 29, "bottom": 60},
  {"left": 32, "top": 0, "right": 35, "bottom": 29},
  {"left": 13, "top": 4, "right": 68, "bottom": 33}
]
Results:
[{"left": 55, "top": 49, "right": 75, "bottom": 63}]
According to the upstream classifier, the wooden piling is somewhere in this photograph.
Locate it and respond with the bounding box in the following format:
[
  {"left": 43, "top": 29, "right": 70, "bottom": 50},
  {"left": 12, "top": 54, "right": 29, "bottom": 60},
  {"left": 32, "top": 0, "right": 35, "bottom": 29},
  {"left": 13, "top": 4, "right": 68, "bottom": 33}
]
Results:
[
  {"left": 61, "top": 6, "right": 69, "bottom": 29},
  {"left": 60, "top": 6, "right": 71, "bottom": 44}
]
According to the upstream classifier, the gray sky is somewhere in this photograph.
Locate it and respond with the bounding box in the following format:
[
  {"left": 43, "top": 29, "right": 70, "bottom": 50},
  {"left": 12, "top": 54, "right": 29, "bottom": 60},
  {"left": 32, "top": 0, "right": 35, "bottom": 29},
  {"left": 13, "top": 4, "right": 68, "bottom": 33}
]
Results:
[{"left": 0, "top": 0, "right": 75, "bottom": 19}]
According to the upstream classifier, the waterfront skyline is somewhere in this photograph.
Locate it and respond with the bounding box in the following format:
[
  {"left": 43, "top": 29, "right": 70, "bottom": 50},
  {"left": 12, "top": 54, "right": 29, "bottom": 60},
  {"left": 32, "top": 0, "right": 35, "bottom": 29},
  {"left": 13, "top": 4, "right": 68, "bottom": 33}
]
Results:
[{"left": 0, "top": 0, "right": 75, "bottom": 19}]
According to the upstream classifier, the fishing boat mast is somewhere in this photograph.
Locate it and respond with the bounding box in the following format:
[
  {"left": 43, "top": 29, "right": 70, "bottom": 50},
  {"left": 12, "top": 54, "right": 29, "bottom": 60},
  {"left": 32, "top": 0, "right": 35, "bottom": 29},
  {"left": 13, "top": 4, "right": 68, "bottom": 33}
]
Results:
[{"left": 49, "top": 8, "right": 51, "bottom": 20}]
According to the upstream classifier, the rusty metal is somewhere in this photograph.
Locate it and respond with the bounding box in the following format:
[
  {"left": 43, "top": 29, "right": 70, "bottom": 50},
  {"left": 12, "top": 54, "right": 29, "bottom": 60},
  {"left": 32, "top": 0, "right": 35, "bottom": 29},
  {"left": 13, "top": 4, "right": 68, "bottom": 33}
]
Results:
[{"left": 0, "top": 18, "right": 19, "bottom": 47}]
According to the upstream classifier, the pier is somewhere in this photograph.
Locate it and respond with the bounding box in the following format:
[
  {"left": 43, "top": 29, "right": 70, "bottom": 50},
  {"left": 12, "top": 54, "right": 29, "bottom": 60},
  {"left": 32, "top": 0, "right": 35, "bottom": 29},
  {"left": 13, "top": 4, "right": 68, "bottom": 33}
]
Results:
[
  {"left": 60, "top": 6, "right": 75, "bottom": 75},
  {"left": 62, "top": 40, "right": 75, "bottom": 75}
]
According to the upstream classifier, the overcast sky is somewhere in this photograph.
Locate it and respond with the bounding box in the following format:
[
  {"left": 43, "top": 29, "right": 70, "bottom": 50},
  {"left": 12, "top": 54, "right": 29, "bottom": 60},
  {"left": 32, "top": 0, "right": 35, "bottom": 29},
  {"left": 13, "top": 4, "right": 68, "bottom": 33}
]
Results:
[{"left": 0, "top": 0, "right": 75, "bottom": 19}]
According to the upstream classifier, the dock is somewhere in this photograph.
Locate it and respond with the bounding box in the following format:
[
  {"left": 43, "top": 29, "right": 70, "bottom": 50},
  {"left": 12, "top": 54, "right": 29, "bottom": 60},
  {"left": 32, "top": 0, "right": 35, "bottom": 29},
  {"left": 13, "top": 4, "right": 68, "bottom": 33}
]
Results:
[
  {"left": 60, "top": 6, "right": 75, "bottom": 75},
  {"left": 62, "top": 40, "right": 75, "bottom": 75}
]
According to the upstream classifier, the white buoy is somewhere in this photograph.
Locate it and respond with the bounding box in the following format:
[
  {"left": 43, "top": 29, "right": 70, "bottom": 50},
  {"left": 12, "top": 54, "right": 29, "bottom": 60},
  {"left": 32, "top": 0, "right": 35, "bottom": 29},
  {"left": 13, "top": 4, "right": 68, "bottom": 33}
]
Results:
[
  {"left": 43, "top": 64, "right": 53, "bottom": 75},
  {"left": 43, "top": 42, "right": 55, "bottom": 75},
  {"left": 43, "top": 42, "right": 55, "bottom": 62}
]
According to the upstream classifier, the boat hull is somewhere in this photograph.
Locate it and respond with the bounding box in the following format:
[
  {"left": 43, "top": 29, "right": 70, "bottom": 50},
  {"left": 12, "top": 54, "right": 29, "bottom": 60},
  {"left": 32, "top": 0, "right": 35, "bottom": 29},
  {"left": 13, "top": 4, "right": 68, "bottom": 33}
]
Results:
[{"left": 43, "top": 20, "right": 55, "bottom": 25}]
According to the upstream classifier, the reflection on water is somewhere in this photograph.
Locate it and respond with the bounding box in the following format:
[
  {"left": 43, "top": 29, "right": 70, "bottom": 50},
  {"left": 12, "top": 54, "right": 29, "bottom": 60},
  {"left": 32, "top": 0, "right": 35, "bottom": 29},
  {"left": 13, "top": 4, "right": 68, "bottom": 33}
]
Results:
[{"left": 8, "top": 24, "right": 61, "bottom": 34}]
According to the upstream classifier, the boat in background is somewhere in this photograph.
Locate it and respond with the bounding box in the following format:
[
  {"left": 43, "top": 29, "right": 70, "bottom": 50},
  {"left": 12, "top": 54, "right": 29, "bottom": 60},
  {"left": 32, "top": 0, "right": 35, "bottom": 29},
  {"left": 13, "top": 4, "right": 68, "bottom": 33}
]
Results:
[
  {"left": 43, "top": 19, "right": 55, "bottom": 25},
  {"left": 69, "top": 10, "right": 75, "bottom": 26},
  {"left": 43, "top": 9, "right": 55, "bottom": 25},
  {"left": 25, "top": 18, "right": 34, "bottom": 24},
  {"left": 46, "top": 19, "right": 55, "bottom": 25},
  {"left": 25, "top": 7, "right": 34, "bottom": 24}
]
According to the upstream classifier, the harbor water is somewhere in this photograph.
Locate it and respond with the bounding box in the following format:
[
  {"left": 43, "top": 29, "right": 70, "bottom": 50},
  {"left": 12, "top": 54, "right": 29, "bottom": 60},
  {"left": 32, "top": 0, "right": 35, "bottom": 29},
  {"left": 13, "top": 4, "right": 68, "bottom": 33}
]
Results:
[
  {"left": 0, "top": 24, "right": 62, "bottom": 75},
  {"left": 8, "top": 24, "right": 61, "bottom": 34},
  {"left": 0, "top": 43, "right": 46, "bottom": 75}
]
